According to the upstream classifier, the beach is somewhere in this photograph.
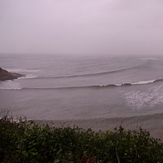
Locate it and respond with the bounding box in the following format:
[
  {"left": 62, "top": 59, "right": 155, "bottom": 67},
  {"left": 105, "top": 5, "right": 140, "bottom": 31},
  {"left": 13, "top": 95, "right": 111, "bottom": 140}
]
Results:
[{"left": 34, "top": 112, "right": 163, "bottom": 140}]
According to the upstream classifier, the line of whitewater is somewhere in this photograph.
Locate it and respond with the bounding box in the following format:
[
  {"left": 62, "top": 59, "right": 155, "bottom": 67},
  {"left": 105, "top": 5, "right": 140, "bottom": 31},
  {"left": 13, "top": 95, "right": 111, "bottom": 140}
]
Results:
[
  {"left": 34, "top": 66, "right": 138, "bottom": 79},
  {"left": 21, "top": 78, "right": 163, "bottom": 91}
]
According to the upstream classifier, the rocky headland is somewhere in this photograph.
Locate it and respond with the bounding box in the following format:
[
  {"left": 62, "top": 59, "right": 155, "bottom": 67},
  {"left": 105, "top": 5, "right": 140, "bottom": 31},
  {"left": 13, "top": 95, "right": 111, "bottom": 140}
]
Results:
[{"left": 0, "top": 67, "right": 24, "bottom": 81}]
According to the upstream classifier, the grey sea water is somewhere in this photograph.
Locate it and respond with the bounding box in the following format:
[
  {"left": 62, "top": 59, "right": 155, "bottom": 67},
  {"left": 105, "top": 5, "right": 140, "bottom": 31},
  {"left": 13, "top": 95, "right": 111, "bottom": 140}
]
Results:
[{"left": 0, "top": 54, "right": 163, "bottom": 138}]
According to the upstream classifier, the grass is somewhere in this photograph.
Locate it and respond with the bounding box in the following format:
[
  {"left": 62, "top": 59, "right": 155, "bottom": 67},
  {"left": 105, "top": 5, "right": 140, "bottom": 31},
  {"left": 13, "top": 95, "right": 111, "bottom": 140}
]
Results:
[{"left": 0, "top": 115, "right": 163, "bottom": 163}]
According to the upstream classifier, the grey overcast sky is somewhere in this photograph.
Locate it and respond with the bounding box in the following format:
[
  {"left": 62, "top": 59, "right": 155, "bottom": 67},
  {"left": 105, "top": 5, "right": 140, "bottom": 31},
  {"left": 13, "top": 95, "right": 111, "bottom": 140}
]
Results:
[{"left": 0, "top": 0, "right": 163, "bottom": 55}]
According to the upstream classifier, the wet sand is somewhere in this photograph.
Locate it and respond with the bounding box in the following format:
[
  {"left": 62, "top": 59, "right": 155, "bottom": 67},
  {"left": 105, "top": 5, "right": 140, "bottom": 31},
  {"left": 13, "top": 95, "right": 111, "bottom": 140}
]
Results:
[{"left": 34, "top": 114, "right": 163, "bottom": 141}]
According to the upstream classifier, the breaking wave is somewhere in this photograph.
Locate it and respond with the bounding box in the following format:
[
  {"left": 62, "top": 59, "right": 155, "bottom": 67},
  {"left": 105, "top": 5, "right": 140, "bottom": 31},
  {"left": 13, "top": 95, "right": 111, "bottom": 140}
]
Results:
[
  {"left": 35, "top": 66, "right": 138, "bottom": 79},
  {"left": 7, "top": 68, "right": 39, "bottom": 73},
  {"left": 19, "top": 78, "right": 163, "bottom": 90},
  {"left": 7, "top": 68, "right": 39, "bottom": 79},
  {"left": 1, "top": 77, "right": 163, "bottom": 90}
]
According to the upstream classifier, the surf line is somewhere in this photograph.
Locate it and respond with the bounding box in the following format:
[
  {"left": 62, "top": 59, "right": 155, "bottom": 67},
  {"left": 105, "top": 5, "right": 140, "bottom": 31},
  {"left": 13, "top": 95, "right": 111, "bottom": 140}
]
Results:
[{"left": 19, "top": 79, "right": 162, "bottom": 91}]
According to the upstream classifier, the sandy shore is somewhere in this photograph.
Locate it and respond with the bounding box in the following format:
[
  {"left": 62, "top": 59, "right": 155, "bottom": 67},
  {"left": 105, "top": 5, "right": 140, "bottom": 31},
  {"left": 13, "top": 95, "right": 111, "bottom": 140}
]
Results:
[{"left": 34, "top": 114, "right": 163, "bottom": 141}]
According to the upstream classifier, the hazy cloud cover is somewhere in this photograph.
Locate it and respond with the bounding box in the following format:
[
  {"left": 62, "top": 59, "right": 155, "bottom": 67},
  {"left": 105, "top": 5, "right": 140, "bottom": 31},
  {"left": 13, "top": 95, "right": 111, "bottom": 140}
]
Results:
[{"left": 0, "top": 0, "right": 163, "bottom": 55}]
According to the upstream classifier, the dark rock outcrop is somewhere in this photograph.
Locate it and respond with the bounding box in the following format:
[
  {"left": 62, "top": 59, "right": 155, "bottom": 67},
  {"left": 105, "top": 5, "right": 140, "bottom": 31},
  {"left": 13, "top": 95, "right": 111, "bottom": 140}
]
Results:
[{"left": 0, "top": 67, "right": 24, "bottom": 81}]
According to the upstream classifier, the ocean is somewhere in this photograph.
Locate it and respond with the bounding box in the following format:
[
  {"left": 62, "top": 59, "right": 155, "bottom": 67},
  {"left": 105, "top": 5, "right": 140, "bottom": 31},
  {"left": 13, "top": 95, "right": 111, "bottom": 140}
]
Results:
[{"left": 0, "top": 54, "right": 163, "bottom": 139}]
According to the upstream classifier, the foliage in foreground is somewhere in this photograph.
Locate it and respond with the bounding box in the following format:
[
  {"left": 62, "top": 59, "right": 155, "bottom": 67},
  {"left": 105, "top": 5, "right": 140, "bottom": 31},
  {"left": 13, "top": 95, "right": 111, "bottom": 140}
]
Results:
[{"left": 0, "top": 116, "right": 163, "bottom": 163}]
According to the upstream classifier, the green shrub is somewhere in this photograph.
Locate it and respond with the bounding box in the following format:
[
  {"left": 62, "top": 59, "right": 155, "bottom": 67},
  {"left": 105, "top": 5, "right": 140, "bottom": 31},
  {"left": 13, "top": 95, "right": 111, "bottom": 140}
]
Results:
[{"left": 0, "top": 116, "right": 162, "bottom": 163}]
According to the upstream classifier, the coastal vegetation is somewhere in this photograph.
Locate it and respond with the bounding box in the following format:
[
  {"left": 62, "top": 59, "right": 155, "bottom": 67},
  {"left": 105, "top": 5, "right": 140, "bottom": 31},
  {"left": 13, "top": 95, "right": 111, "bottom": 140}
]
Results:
[{"left": 0, "top": 115, "right": 163, "bottom": 163}]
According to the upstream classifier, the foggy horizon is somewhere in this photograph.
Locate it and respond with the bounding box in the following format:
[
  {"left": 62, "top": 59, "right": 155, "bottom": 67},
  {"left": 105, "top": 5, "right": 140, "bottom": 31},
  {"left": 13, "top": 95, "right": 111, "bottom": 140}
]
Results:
[{"left": 0, "top": 0, "right": 163, "bottom": 56}]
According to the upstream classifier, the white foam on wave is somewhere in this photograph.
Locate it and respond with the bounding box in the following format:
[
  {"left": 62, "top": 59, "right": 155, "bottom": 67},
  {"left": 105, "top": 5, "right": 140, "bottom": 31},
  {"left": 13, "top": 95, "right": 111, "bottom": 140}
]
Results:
[
  {"left": 0, "top": 68, "right": 40, "bottom": 90},
  {"left": 7, "top": 68, "right": 39, "bottom": 79},
  {"left": 7, "top": 68, "right": 39, "bottom": 73},
  {"left": 115, "top": 84, "right": 122, "bottom": 86},
  {"left": 132, "top": 80, "right": 155, "bottom": 85},
  {"left": 95, "top": 79, "right": 157, "bottom": 88},
  {"left": 125, "top": 85, "right": 163, "bottom": 109},
  {"left": 0, "top": 80, "right": 22, "bottom": 90},
  {"left": 20, "top": 74, "right": 37, "bottom": 79}
]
